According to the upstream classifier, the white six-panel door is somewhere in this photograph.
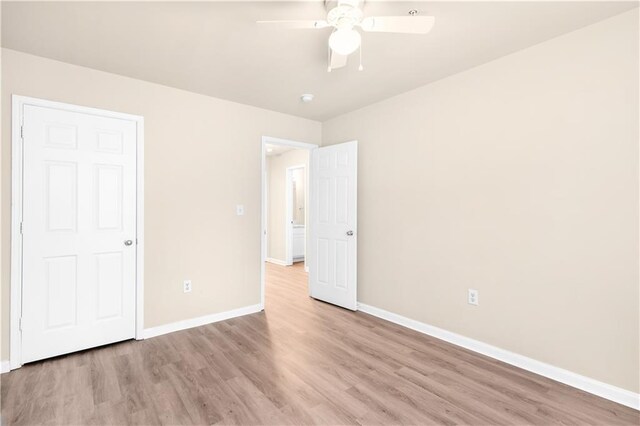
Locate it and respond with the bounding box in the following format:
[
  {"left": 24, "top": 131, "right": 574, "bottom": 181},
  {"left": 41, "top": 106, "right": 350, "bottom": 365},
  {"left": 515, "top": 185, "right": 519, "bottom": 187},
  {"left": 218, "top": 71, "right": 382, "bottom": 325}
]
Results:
[
  {"left": 21, "top": 104, "right": 137, "bottom": 363},
  {"left": 309, "top": 141, "right": 357, "bottom": 310}
]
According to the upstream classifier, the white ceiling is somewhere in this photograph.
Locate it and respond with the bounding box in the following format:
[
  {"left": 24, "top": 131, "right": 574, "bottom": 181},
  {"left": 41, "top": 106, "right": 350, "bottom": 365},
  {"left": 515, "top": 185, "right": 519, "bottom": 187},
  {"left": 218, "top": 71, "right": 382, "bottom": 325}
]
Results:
[{"left": 2, "top": 1, "right": 636, "bottom": 121}]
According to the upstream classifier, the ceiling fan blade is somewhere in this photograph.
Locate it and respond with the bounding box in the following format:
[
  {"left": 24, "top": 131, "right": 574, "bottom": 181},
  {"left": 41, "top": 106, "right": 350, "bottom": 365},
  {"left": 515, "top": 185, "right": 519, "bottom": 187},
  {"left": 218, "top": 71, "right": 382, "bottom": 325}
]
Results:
[
  {"left": 329, "top": 50, "right": 348, "bottom": 71},
  {"left": 359, "top": 16, "right": 434, "bottom": 34},
  {"left": 256, "top": 20, "right": 330, "bottom": 29}
]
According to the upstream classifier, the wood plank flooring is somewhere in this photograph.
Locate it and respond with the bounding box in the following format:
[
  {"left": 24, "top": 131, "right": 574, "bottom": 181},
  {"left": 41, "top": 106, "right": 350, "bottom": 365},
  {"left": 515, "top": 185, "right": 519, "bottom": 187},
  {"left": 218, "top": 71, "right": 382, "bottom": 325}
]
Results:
[{"left": 2, "top": 262, "right": 639, "bottom": 425}]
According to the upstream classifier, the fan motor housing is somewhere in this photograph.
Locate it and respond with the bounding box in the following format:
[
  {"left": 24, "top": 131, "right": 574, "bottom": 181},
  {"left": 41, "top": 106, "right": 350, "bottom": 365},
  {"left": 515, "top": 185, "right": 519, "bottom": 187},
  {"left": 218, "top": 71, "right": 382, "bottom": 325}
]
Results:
[
  {"left": 325, "top": 0, "right": 364, "bottom": 12},
  {"left": 326, "top": 0, "right": 364, "bottom": 29}
]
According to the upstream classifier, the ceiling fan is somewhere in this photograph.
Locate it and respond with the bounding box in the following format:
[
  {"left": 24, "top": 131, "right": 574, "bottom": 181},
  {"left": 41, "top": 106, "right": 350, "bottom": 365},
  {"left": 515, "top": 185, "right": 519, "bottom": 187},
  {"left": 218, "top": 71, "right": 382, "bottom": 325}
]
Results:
[{"left": 257, "top": 0, "right": 435, "bottom": 71}]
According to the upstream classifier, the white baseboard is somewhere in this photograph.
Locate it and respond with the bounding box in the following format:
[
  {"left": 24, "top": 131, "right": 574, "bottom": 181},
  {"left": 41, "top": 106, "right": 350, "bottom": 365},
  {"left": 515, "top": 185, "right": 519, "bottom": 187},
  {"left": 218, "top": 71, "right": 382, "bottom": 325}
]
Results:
[
  {"left": 143, "top": 304, "right": 263, "bottom": 339},
  {"left": 1, "top": 360, "right": 10, "bottom": 374},
  {"left": 357, "top": 303, "right": 640, "bottom": 410},
  {"left": 266, "top": 257, "right": 288, "bottom": 266}
]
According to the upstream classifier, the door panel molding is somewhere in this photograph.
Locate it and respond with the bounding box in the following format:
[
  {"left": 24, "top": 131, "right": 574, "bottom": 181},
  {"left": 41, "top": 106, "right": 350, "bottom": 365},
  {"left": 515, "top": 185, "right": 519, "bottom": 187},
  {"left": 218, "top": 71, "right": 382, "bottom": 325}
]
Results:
[{"left": 10, "top": 95, "right": 144, "bottom": 370}]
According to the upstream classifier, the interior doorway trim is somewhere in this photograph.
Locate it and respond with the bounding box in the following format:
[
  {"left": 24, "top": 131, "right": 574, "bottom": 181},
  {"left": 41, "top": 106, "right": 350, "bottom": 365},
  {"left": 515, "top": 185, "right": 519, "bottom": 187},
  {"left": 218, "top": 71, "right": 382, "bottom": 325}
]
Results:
[
  {"left": 261, "top": 136, "right": 318, "bottom": 310},
  {"left": 10, "top": 95, "right": 145, "bottom": 370},
  {"left": 285, "top": 163, "right": 306, "bottom": 267}
]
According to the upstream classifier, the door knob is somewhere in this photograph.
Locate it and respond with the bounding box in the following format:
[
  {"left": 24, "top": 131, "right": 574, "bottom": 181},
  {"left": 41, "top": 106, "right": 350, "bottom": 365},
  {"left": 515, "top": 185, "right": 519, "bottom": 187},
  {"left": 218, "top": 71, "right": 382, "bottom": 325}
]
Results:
[
  {"left": 124, "top": 240, "right": 133, "bottom": 246},
  {"left": 346, "top": 230, "right": 354, "bottom": 236}
]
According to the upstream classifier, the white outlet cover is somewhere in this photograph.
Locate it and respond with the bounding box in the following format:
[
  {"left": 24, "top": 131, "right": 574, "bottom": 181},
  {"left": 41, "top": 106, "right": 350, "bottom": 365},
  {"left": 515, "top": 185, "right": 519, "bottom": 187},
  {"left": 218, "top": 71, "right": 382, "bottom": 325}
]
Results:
[
  {"left": 184, "top": 280, "right": 192, "bottom": 293},
  {"left": 236, "top": 204, "right": 244, "bottom": 216}
]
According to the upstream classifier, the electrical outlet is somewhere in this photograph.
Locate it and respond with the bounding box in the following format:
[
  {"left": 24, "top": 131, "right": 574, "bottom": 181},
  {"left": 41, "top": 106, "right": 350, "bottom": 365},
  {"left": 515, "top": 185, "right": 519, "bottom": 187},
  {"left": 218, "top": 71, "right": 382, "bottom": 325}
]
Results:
[
  {"left": 236, "top": 204, "right": 244, "bottom": 216},
  {"left": 468, "top": 289, "right": 479, "bottom": 306},
  {"left": 183, "top": 280, "right": 192, "bottom": 293}
]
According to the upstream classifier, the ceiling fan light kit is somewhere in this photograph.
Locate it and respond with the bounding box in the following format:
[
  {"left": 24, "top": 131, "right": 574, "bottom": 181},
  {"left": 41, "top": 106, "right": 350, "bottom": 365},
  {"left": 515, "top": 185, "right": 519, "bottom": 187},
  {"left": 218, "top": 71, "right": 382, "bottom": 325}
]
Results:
[
  {"left": 329, "top": 29, "right": 361, "bottom": 56},
  {"left": 258, "top": 0, "right": 434, "bottom": 71}
]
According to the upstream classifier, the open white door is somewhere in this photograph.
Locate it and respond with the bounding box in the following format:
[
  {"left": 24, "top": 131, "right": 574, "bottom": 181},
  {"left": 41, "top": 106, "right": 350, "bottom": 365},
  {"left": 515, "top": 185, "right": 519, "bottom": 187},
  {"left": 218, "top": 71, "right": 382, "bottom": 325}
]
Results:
[{"left": 309, "top": 141, "right": 357, "bottom": 310}]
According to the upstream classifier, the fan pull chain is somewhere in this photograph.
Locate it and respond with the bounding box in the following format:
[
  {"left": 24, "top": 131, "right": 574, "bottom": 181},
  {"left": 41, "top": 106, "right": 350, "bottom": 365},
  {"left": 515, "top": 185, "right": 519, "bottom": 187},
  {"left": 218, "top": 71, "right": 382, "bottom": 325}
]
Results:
[{"left": 327, "top": 33, "right": 332, "bottom": 72}]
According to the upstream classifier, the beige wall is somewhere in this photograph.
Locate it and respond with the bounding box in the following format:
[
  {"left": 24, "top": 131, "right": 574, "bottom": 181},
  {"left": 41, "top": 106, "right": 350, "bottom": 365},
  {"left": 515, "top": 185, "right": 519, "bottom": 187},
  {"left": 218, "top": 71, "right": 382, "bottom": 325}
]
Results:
[
  {"left": 1, "top": 48, "right": 321, "bottom": 360},
  {"left": 266, "top": 149, "right": 309, "bottom": 262},
  {"left": 323, "top": 10, "right": 639, "bottom": 393}
]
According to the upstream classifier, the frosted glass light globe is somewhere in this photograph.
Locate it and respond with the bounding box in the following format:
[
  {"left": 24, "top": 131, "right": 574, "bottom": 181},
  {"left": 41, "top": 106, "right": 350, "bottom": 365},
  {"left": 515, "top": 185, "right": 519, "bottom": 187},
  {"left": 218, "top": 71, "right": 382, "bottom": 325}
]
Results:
[{"left": 329, "top": 29, "right": 361, "bottom": 56}]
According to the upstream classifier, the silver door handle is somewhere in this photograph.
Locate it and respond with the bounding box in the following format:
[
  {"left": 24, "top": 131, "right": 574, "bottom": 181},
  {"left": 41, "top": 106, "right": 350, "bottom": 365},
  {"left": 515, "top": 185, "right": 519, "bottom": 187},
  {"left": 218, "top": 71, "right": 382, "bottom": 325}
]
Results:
[
  {"left": 124, "top": 240, "right": 133, "bottom": 246},
  {"left": 346, "top": 231, "right": 354, "bottom": 236}
]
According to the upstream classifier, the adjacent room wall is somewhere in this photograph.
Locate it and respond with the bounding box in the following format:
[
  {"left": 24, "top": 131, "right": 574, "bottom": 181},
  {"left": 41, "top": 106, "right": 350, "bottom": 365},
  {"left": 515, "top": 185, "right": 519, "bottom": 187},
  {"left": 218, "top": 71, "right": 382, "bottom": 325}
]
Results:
[
  {"left": 323, "top": 10, "right": 639, "bottom": 393},
  {"left": 1, "top": 48, "right": 321, "bottom": 360},
  {"left": 266, "top": 149, "right": 309, "bottom": 263}
]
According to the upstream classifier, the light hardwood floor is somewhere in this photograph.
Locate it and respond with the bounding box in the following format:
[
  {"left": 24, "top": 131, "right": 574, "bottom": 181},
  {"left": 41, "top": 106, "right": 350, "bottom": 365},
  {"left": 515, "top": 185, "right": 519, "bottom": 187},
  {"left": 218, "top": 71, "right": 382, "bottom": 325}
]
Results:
[{"left": 2, "top": 262, "right": 638, "bottom": 425}]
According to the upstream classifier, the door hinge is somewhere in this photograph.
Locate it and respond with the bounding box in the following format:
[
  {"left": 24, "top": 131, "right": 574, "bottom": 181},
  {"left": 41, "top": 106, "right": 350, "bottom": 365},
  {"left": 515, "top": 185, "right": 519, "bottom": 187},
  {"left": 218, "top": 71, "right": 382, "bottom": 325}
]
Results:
[
  {"left": 19, "top": 318, "right": 22, "bottom": 332},
  {"left": 20, "top": 125, "right": 24, "bottom": 140},
  {"left": 20, "top": 222, "right": 23, "bottom": 234}
]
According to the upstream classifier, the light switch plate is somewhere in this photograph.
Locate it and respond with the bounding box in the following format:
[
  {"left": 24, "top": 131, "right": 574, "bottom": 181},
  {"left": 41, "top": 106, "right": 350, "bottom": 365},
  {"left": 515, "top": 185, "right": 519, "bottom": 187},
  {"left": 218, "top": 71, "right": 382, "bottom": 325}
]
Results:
[{"left": 468, "top": 289, "right": 479, "bottom": 306}]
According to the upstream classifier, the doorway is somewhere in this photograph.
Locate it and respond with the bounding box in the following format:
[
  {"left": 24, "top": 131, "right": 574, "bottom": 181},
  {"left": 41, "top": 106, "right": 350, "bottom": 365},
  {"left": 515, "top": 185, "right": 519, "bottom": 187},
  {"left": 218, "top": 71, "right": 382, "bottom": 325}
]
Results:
[
  {"left": 260, "top": 136, "right": 359, "bottom": 312},
  {"left": 286, "top": 165, "right": 307, "bottom": 266},
  {"left": 10, "top": 96, "right": 144, "bottom": 370},
  {"left": 261, "top": 137, "right": 315, "bottom": 309}
]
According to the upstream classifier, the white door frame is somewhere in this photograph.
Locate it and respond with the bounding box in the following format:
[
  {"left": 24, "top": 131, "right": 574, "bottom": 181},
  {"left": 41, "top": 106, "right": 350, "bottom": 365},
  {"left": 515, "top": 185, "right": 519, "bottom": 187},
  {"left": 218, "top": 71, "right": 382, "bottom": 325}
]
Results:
[
  {"left": 261, "top": 136, "right": 317, "bottom": 309},
  {"left": 10, "top": 95, "right": 145, "bottom": 370},
  {"left": 285, "top": 164, "right": 306, "bottom": 266}
]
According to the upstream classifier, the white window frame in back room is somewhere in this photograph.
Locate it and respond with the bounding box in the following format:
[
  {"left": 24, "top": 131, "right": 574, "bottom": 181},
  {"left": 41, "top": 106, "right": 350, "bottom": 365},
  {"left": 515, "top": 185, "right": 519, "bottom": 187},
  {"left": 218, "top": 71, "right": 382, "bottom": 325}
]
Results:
[
  {"left": 261, "top": 136, "right": 318, "bottom": 310},
  {"left": 9, "top": 95, "right": 145, "bottom": 371}
]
